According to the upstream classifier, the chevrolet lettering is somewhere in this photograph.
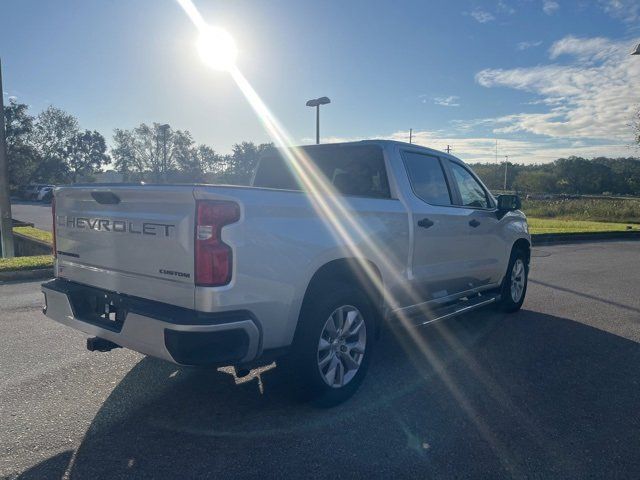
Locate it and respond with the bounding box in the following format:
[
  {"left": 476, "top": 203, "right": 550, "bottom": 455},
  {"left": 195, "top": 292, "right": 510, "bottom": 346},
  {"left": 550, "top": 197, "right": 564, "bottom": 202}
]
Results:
[{"left": 57, "top": 216, "right": 175, "bottom": 237}]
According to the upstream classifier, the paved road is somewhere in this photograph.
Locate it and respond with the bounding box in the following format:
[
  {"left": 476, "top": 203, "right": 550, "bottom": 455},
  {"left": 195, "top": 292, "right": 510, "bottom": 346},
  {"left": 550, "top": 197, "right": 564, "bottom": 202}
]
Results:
[
  {"left": 1, "top": 242, "right": 639, "bottom": 479},
  {"left": 11, "top": 201, "right": 53, "bottom": 232}
]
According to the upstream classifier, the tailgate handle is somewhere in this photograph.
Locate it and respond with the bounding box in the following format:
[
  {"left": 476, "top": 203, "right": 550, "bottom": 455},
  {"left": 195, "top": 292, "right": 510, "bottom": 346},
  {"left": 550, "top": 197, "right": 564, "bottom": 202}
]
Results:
[{"left": 91, "top": 191, "right": 121, "bottom": 205}]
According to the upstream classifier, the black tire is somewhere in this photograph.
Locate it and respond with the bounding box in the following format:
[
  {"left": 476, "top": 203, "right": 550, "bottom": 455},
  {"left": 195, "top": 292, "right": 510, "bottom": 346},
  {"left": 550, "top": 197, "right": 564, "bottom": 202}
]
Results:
[
  {"left": 279, "top": 282, "right": 375, "bottom": 407},
  {"left": 497, "top": 248, "right": 529, "bottom": 312}
]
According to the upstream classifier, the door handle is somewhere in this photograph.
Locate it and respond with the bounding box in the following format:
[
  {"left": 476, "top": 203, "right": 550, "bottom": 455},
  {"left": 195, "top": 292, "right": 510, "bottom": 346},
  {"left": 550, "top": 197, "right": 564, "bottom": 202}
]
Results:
[
  {"left": 469, "top": 219, "right": 481, "bottom": 228},
  {"left": 418, "top": 218, "right": 434, "bottom": 229}
]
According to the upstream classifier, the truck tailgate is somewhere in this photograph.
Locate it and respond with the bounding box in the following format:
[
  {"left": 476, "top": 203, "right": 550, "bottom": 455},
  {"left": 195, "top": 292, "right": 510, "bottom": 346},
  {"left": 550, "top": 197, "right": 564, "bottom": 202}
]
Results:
[{"left": 54, "top": 185, "right": 196, "bottom": 309}]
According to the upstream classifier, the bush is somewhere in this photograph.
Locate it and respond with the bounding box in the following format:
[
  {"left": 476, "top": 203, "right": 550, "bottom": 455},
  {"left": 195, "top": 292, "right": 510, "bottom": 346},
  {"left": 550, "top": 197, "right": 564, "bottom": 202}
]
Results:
[{"left": 0, "top": 255, "right": 53, "bottom": 272}]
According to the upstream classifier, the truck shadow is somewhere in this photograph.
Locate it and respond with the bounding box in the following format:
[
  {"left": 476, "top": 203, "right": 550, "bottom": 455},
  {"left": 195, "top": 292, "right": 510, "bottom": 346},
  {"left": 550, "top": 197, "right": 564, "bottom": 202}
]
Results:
[{"left": 17, "top": 309, "right": 640, "bottom": 479}]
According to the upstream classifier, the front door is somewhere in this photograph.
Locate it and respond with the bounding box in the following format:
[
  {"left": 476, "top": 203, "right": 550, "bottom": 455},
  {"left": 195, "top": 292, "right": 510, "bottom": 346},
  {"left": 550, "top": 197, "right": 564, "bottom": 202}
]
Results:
[{"left": 445, "top": 160, "right": 504, "bottom": 288}]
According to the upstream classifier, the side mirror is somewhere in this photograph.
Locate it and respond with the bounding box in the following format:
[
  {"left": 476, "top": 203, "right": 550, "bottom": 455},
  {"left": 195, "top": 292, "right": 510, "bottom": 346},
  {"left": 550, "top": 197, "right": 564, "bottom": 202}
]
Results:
[{"left": 497, "top": 194, "right": 521, "bottom": 212}]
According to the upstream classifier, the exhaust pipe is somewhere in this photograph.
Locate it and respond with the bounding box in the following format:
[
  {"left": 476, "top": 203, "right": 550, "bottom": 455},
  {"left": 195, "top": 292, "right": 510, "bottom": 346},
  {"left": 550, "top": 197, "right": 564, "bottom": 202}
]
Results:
[{"left": 86, "top": 337, "right": 121, "bottom": 353}]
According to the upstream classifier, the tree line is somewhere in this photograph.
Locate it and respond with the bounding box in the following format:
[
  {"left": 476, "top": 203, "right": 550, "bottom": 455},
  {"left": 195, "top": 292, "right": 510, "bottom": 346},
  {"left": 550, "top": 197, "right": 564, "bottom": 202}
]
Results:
[
  {"left": 5, "top": 101, "right": 640, "bottom": 195},
  {"left": 472, "top": 157, "right": 640, "bottom": 196},
  {"left": 3, "top": 101, "right": 273, "bottom": 188}
]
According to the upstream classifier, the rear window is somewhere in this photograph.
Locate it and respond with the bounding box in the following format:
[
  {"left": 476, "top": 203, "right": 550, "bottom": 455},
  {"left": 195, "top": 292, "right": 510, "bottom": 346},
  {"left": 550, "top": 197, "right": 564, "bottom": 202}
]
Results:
[{"left": 252, "top": 145, "right": 390, "bottom": 199}]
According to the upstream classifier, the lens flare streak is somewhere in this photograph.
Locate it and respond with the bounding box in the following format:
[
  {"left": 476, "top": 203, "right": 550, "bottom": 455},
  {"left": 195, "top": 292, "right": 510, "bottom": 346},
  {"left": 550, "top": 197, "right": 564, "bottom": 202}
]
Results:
[{"left": 176, "top": 0, "right": 526, "bottom": 471}]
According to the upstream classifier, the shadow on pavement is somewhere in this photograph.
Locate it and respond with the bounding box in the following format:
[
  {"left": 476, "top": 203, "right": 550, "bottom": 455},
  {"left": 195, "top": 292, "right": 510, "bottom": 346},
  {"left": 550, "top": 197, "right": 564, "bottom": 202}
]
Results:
[
  {"left": 530, "top": 278, "right": 640, "bottom": 315},
  {"left": 17, "top": 309, "right": 640, "bottom": 479}
]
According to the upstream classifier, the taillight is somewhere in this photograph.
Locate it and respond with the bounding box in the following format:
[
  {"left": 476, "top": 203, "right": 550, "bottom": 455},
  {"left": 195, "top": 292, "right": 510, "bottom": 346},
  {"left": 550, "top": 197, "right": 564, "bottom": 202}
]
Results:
[
  {"left": 194, "top": 200, "right": 240, "bottom": 286},
  {"left": 51, "top": 196, "right": 57, "bottom": 258}
]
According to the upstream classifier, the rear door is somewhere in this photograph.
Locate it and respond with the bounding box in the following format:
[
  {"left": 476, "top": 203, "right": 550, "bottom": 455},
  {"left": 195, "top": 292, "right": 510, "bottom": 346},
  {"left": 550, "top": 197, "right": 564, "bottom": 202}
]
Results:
[
  {"left": 402, "top": 150, "right": 472, "bottom": 302},
  {"left": 54, "top": 185, "right": 197, "bottom": 309}
]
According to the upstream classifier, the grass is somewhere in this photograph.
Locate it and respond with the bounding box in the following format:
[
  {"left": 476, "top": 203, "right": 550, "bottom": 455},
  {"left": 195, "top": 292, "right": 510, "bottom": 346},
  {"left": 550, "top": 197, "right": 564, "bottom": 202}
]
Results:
[
  {"left": 528, "top": 217, "right": 640, "bottom": 234},
  {"left": 522, "top": 198, "right": 640, "bottom": 224},
  {"left": 13, "top": 226, "right": 53, "bottom": 244},
  {"left": 0, "top": 255, "right": 53, "bottom": 272}
]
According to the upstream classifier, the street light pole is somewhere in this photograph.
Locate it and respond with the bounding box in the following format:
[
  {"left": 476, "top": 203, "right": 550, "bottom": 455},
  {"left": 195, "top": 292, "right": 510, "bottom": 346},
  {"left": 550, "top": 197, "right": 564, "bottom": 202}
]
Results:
[
  {"left": 316, "top": 105, "right": 320, "bottom": 145},
  {"left": 0, "top": 59, "right": 15, "bottom": 258},
  {"left": 306, "top": 97, "right": 331, "bottom": 145}
]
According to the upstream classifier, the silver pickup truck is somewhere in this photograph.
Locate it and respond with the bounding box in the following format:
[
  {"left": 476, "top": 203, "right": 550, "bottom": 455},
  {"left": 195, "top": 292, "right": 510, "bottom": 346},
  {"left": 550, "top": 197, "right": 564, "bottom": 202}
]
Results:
[{"left": 42, "top": 140, "right": 530, "bottom": 405}]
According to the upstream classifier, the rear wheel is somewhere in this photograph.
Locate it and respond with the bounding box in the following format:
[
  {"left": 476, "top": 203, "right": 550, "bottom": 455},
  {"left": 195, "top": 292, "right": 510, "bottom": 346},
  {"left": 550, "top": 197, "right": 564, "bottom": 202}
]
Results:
[
  {"left": 280, "top": 283, "right": 374, "bottom": 407},
  {"left": 498, "top": 248, "right": 529, "bottom": 312}
]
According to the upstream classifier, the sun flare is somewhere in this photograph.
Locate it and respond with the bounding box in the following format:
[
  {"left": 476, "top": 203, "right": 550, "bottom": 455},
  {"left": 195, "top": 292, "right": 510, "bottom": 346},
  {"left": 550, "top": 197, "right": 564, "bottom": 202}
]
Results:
[{"left": 196, "top": 26, "right": 238, "bottom": 71}]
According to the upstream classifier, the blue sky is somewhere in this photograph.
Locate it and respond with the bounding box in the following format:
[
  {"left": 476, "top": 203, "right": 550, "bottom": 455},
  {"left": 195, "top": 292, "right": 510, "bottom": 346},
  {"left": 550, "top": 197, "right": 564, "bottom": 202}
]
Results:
[{"left": 1, "top": 0, "right": 639, "bottom": 163}]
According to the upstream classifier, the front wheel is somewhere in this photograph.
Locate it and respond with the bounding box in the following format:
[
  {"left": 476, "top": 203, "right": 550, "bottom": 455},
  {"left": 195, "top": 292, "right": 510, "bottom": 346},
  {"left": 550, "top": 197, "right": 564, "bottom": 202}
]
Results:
[
  {"left": 498, "top": 249, "right": 529, "bottom": 312},
  {"left": 279, "top": 284, "right": 375, "bottom": 407}
]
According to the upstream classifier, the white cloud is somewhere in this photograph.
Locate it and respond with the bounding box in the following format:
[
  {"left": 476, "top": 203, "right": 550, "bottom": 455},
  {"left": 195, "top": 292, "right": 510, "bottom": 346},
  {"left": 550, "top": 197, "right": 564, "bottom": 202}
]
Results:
[
  {"left": 304, "top": 131, "right": 636, "bottom": 164},
  {"left": 598, "top": 0, "right": 640, "bottom": 23},
  {"left": 497, "top": 0, "right": 516, "bottom": 15},
  {"left": 517, "top": 40, "right": 543, "bottom": 51},
  {"left": 549, "top": 36, "right": 619, "bottom": 62},
  {"left": 469, "top": 9, "right": 495, "bottom": 23},
  {"left": 474, "top": 35, "right": 640, "bottom": 142},
  {"left": 434, "top": 96, "right": 461, "bottom": 107},
  {"left": 542, "top": 0, "right": 559, "bottom": 15}
]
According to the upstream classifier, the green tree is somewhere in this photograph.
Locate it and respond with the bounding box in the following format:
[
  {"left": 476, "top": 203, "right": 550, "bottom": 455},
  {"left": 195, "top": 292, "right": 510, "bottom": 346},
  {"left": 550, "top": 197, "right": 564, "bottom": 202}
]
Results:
[
  {"left": 31, "top": 106, "right": 79, "bottom": 183},
  {"left": 170, "top": 130, "right": 197, "bottom": 177},
  {"left": 65, "top": 130, "right": 109, "bottom": 182},
  {"left": 171, "top": 131, "right": 222, "bottom": 182},
  {"left": 3, "top": 100, "right": 38, "bottom": 187},
  {"left": 513, "top": 170, "right": 557, "bottom": 193},
  {"left": 221, "top": 141, "right": 275, "bottom": 185},
  {"left": 111, "top": 128, "right": 140, "bottom": 181},
  {"left": 111, "top": 124, "right": 225, "bottom": 183},
  {"left": 195, "top": 144, "right": 223, "bottom": 180},
  {"left": 132, "top": 123, "right": 164, "bottom": 182}
]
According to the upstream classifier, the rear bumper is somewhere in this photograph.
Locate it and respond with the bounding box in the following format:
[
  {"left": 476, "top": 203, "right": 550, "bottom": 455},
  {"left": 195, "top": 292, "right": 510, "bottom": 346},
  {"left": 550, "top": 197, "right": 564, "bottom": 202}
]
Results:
[{"left": 41, "top": 279, "right": 261, "bottom": 366}]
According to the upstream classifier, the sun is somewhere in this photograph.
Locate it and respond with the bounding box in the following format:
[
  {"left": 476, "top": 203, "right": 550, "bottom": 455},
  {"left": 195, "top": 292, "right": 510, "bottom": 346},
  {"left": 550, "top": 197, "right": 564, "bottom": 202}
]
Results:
[{"left": 197, "top": 26, "right": 238, "bottom": 72}]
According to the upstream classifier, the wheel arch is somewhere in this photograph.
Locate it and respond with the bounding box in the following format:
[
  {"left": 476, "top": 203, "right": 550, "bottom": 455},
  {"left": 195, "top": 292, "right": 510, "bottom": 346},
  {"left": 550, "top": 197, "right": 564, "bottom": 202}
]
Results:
[
  {"left": 512, "top": 237, "right": 531, "bottom": 266},
  {"left": 297, "top": 257, "right": 384, "bottom": 338}
]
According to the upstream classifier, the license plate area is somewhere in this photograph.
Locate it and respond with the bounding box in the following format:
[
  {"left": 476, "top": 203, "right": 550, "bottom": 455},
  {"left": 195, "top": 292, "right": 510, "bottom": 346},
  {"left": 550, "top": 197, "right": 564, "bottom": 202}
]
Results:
[{"left": 67, "top": 284, "right": 128, "bottom": 332}]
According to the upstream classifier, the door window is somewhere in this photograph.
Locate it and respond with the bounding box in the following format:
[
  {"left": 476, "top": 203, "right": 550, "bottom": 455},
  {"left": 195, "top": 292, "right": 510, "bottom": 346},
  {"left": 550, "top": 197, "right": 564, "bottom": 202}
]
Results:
[
  {"left": 450, "top": 162, "right": 490, "bottom": 209},
  {"left": 402, "top": 152, "right": 452, "bottom": 205}
]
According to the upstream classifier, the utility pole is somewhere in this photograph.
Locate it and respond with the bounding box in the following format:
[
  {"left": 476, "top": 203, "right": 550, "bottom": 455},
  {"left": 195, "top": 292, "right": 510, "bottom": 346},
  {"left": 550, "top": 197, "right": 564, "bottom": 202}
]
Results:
[
  {"left": 446, "top": 145, "right": 451, "bottom": 154},
  {"left": 409, "top": 128, "right": 413, "bottom": 144},
  {"left": 0, "top": 59, "right": 15, "bottom": 258},
  {"left": 504, "top": 155, "right": 509, "bottom": 191}
]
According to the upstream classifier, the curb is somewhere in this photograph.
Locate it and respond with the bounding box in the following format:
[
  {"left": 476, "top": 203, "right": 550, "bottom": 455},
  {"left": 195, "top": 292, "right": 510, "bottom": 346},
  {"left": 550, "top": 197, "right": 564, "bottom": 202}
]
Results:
[
  {"left": 532, "top": 231, "right": 640, "bottom": 246},
  {"left": 12, "top": 219, "right": 35, "bottom": 228},
  {"left": 0, "top": 268, "right": 54, "bottom": 283}
]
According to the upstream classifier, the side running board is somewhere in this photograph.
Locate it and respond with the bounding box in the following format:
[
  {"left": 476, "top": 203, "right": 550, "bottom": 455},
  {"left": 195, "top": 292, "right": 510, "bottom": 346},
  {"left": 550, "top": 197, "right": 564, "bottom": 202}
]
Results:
[{"left": 397, "top": 292, "right": 501, "bottom": 327}]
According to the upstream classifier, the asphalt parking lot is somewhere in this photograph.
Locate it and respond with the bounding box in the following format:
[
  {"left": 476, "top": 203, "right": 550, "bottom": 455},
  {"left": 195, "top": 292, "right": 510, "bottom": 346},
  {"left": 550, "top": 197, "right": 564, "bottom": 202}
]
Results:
[
  {"left": 10, "top": 201, "right": 53, "bottom": 232},
  {"left": 1, "top": 241, "right": 639, "bottom": 479}
]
